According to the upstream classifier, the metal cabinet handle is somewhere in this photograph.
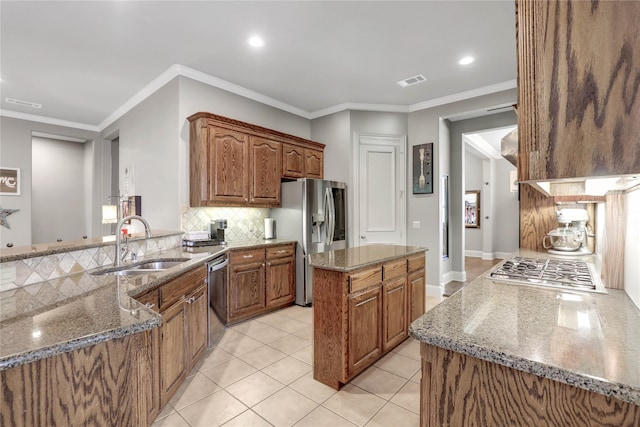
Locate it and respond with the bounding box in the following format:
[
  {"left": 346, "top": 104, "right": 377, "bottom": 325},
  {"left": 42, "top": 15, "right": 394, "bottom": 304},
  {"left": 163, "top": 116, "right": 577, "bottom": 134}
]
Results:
[
  {"left": 243, "top": 254, "right": 254, "bottom": 259},
  {"left": 276, "top": 250, "right": 287, "bottom": 254},
  {"left": 355, "top": 296, "right": 377, "bottom": 307},
  {"left": 145, "top": 303, "right": 155, "bottom": 309}
]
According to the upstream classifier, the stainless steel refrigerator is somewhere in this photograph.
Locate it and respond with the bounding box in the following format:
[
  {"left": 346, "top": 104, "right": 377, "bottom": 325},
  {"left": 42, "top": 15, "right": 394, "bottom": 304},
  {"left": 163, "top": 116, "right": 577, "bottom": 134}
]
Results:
[{"left": 271, "top": 178, "right": 348, "bottom": 306}]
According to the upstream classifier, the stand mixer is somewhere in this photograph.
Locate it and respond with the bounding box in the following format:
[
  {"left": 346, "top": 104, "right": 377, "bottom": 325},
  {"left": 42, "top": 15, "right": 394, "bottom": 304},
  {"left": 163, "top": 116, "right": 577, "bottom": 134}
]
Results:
[{"left": 543, "top": 207, "right": 593, "bottom": 256}]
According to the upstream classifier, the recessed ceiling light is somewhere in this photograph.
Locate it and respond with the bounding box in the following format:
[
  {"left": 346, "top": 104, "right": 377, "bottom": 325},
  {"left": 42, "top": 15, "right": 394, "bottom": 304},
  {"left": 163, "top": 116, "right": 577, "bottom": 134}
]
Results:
[
  {"left": 458, "top": 56, "right": 475, "bottom": 65},
  {"left": 247, "top": 36, "right": 265, "bottom": 48}
]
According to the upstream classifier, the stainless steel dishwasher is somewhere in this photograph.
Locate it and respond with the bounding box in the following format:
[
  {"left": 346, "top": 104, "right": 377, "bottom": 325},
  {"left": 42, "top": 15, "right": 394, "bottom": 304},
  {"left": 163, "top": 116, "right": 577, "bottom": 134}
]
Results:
[{"left": 207, "top": 253, "right": 228, "bottom": 348}]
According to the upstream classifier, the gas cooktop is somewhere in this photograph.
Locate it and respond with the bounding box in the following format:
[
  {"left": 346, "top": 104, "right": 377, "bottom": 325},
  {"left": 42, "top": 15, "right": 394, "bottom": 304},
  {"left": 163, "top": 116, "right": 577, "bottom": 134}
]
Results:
[{"left": 488, "top": 256, "right": 605, "bottom": 293}]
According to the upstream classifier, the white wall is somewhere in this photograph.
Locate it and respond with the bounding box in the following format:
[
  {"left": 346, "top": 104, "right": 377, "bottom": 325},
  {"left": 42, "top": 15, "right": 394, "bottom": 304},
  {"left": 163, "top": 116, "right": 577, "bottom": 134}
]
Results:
[
  {"left": 492, "top": 159, "right": 519, "bottom": 255},
  {"left": 310, "top": 110, "right": 351, "bottom": 184},
  {"left": 31, "top": 137, "right": 87, "bottom": 243},
  {"left": 624, "top": 188, "right": 640, "bottom": 309}
]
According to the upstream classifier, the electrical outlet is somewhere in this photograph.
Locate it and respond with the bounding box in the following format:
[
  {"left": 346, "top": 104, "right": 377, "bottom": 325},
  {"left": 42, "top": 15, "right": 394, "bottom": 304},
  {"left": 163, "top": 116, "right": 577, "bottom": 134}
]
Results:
[{"left": 412, "top": 221, "right": 421, "bottom": 229}]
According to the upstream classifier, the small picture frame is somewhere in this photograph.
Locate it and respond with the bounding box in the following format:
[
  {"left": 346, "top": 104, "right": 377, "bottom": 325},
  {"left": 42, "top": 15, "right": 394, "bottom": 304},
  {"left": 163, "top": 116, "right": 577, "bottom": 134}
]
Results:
[
  {"left": 465, "top": 190, "right": 480, "bottom": 228},
  {"left": 412, "top": 143, "right": 433, "bottom": 194},
  {"left": 0, "top": 167, "right": 21, "bottom": 196}
]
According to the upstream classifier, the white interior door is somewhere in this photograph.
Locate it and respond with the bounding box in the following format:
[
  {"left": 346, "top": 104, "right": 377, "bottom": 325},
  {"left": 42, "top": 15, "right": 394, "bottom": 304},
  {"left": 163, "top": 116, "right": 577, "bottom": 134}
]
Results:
[{"left": 356, "top": 135, "right": 406, "bottom": 245}]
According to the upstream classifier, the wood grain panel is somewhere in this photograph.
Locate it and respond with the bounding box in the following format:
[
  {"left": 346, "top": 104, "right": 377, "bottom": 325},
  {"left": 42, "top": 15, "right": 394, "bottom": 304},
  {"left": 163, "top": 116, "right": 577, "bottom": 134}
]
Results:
[
  {"left": 159, "top": 266, "right": 206, "bottom": 310},
  {"left": 230, "top": 248, "right": 265, "bottom": 265},
  {"left": 517, "top": 0, "right": 640, "bottom": 181},
  {"left": 313, "top": 268, "right": 349, "bottom": 390},
  {"left": 304, "top": 148, "right": 324, "bottom": 179},
  {"left": 407, "top": 253, "right": 426, "bottom": 273},
  {"left": 266, "top": 256, "right": 295, "bottom": 307},
  {"left": 519, "top": 183, "right": 557, "bottom": 251},
  {"left": 266, "top": 243, "right": 294, "bottom": 260},
  {"left": 407, "top": 270, "right": 426, "bottom": 325},
  {"left": 420, "top": 343, "right": 640, "bottom": 426},
  {"left": 383, "top": 258, "right": 406, "bottom": 281},
  {"left": 602, "top": 191, "right": 626, "bottom": 289},
  {"left": 189, "top": 119, "right": 210, "bottom": 206},
  {"left": 249, "top": 136, "right": 281, "bottom": 206},
  {"left": 382, "top": 277, "right": 407, "bottom": 352},
  {"left": 282, "top": 143, "right": 305, "bottom": 178},
  {"left": 229, "top": 261, "right": 266, "bottom": 320},
  {"left": 160, "top": 299, "right": 187, "bottom": 406},
  {"left": 1, "top": 332, "right": 153, "bottom": 427},
  {"left": 211, "top": 127, "right": 249, "bottom": 203},
  {"left": 349, "top": 266, "right": 382, "bottom": 294},
  {"left": 186, "top": 284, "right": 208, "bottom": 367},
  {"left": 348, "top": 286, "right": 382, "bottom": 377}
]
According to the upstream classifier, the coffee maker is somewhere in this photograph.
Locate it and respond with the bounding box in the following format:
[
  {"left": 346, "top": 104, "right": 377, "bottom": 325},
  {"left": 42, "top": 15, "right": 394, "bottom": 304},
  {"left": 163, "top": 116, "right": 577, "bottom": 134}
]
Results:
[
  {"left": 543, "top": 207, "right": 592, "bottom": 255},
  {"left": 210, "top": 219, "right": 227, "bottom": 245}
]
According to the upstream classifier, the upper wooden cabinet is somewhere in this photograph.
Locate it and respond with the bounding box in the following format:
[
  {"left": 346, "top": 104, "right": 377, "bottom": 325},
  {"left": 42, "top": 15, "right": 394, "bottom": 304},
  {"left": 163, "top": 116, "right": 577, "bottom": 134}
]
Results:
[
  {"left": 189, "top": 113, "right": 325, "bottom": 207},
  {"left": 516, "top": 0, "right": 640, "bottom": 181}
]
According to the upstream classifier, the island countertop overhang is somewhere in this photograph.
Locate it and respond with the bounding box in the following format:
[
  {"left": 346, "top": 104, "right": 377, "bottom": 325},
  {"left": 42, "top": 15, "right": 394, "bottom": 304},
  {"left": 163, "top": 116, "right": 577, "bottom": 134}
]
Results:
[{"left": 308, "top": 245, "right": 428, "bottom": 272}]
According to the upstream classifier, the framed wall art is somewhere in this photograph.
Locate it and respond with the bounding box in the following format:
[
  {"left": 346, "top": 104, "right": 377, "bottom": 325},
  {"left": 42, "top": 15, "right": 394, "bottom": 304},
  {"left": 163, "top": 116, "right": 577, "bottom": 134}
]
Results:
[
  {"left": 0, "top": 167, "right": 21, "bottom": 196},
  {"left": 465, "top": 190, "right": 481, "bottom": 228},
  {"left": 412, "top": 143, "right": 433, "bottom": 194}
]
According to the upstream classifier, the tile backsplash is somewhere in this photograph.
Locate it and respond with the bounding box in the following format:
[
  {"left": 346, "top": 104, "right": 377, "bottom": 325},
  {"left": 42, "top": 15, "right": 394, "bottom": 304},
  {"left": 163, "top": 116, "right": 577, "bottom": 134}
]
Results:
[{"left": 180, "top": 206, "right": 270, "bottom": 242}]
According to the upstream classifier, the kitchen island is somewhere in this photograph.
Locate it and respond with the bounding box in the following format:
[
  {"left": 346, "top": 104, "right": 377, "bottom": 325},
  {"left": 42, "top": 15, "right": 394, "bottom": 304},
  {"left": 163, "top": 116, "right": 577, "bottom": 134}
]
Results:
[
  {"left": 409, "top": 252, "right": 640, "bottom": 426},
  {"left": 309, "top": 245, "right": 427, "bottom": 389}
]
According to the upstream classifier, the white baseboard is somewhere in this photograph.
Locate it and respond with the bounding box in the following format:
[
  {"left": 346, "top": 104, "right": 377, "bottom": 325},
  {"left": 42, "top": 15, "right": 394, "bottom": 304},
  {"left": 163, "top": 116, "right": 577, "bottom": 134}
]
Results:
[
  {"left": 465, "top": 250, "right": 483, "bottom": 258},
  {"left": 494, "top": 252, "right": 511, "bottom": 260},
  {"left": 426, "top": 284, "right": 442, "bottom": 297},
  {"left": 441, "top": 270, "right": 466, "bottom": 285},
  {"left": 465, "top": 250, "right": 510, "bottom": 260}
]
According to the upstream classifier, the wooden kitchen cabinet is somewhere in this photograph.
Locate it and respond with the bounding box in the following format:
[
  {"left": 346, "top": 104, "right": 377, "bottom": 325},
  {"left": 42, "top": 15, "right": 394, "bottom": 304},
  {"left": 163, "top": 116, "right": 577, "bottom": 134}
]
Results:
[
  {"left": 249, "top": 136, "right": 281, "bottom": 206},
  {"left": 314, "top": 252, "right": 425, "bottom": 389},
  {"left": 266, "top": 244, "right": 295, "bottom": 307},
  {"left": 189, "top": 113, "right": 325, "bottom": 207},
  {"left": 136, "top": 265, "right": 209, "bottom": 408},
  {"left": 516, "top": 0, "right": 640, "bottom": 181},
  {"left": 348, "top": 285, "right": 383, "bottom": 376},
  {"left": 406, "top": 253, "right": 426, "bottom": 325},
  {"left": 225, "top": 244, "right": 296, "bottom": 324}
]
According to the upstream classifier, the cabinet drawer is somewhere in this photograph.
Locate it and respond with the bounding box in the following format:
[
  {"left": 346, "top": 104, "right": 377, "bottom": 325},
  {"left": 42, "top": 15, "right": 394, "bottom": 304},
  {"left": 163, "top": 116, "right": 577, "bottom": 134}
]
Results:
[
  {"left": 230, "top": 248, "right": 265, "bottom": 264},
  {"left": 135, "top": 290, "right": 159, "bottom": 312},
  {"left": 266, "top": 244, "right": 294, "bottom": 260},
  {"left": 159, "top": 266, "right": 207, "bottom": 311},
  {"left": 349, "top": 266, "right": 382, "bottom": 294},
  {"left": 383, "top": 258, "right": 406, "bottom": 281},
  {"left": 407, "top": 253, "right": 425, "bottom": 273}
]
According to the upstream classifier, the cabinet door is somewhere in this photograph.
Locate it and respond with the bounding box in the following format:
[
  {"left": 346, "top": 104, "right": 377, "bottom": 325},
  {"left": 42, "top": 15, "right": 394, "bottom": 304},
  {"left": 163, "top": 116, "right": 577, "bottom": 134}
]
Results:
[
  {"left": 229, "top": 261, "right": 266, "bottom": 320},
  {"left": 249, "top": 136, "right": 282, "bottom": 206},
  {"left": 383, "top": 277, "right": 407, "bottom": 352},
  {"left": 186, "top": 284, "right": 208, "bottom": 369},
  {"left": 160, "top": 298, "right": 187, "bottom": 406},
  {"left": 348, "top": 286, "right": 382, "bottom": 376},
  {"left": 282, "top": 143, "right": 304, "bottom": 178},
  {"left": 266, "top": 256, "right": 295, "bottom": 308},
  {"left": 304, "top": 148, "right": 323, "bottom": 178},
  {"left": 407, "top": 270, "right": 426, "bottom": 325},
  {"left": 516, "top": 0, "right": 640, "bottom": 181},
  {"left": 209, "top": 126, "right": 249, "bottom": 204}
]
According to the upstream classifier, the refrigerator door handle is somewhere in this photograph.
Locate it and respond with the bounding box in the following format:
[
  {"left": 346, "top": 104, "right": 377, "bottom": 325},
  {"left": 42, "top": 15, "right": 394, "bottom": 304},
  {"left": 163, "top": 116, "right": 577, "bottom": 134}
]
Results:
[
  {"left": 327, "top": 187, "right": 336, "bottom": 246},
  {"left": 324, "top": 187, "right": 331, "bottom": 245}
]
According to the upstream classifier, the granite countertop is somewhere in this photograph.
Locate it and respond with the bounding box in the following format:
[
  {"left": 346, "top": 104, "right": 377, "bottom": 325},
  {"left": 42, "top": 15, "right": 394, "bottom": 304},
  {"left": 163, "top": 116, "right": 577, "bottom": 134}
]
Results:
[
  {"left": 409, "top": 250, "right": 640, "bottom": 406},
  {"left": 0, "top": 239, "right": 295, "bottom": 370},
  {"left": 308, "top": 245, "right": 427, "bottom": 272}
]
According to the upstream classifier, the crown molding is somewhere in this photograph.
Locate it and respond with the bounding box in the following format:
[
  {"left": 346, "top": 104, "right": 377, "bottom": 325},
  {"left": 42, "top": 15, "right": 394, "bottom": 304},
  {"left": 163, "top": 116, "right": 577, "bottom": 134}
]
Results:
[
  {"left": 464, "top": 133, "right": 502, "bottom": 160},
  {"left": 1, "top": 64, "right": 518, "bottom": 131},
  {"left": 0, "top": 109, "right": 100, "bottom": 132}
]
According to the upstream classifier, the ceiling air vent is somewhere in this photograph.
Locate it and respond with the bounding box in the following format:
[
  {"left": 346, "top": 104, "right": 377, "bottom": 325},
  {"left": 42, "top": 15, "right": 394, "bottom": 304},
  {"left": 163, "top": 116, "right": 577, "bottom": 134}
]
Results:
[
  {"left": 397, "top": 74, "right": 427, "bottom": 88},
  {"left": 5, "top": 97, "right": 42, "bottom": 109}
]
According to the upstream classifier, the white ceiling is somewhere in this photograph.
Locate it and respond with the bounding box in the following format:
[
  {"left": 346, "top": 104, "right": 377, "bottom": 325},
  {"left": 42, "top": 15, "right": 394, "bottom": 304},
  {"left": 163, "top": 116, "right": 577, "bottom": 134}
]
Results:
[{"left": 0, "top": 1, "right": 517, "bottom": 130}]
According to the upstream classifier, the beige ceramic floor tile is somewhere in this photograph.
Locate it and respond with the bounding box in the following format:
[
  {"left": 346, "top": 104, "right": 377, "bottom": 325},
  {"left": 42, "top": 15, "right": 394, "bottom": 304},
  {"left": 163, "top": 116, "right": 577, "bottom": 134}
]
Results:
[
  {"left": 364, "top": 402, "right": 419, "bottom": 427},
  {"left": 268, "top": 335, "right": 310, "bottom": 355},
  {"left": 374, "top": 351, "right": 421, "bottom": 379},
  {"left": 244, "top": 325, "right": 291, "bottom": 344},
  {"left": 322, "top": 384, "right": 386, "bottom": 427},
  {"left": 391, "top": 338, "right": 421, "bottom": 361},
  {"left": 409, "top": 370, "right": 421, "bottom": 384},
  {"left": 238, "top": 344, "right": 288, "bottom": 369},
  {"left": 154, "top": 401, "right": 176, "bottom": 421},
  {"left": 255, "top": 311, "right": 290, "bottom": 327},
  {"left": 226, "top": 371, "right": 285, "bottom": 407},
  {"left": 194, "top": 347, "right": 236, "bottom": 372},
  {"left": 277, "top": 305, "right": 309, "bottom": 318},
  {"left": 272, "top": 317, "right": 309, "bottom": 334},
  {"left": 289, "top": 372, "right": 337, "bottom": 404},
  {"left": 294, "top": 406, "right": 357, "bottom": 427},
  {"left": 253, "top": 387, "right": 318, "bottom": 427},
  {"left": 262, "top": 356, "right": 311, "bottom": 385},
  {"left": 291, "top": 325, "right": 313, "bottom": 341},
  {"left": 290, "top": 309, "right": 313, "bottom": 325},
  {"left": 349, "top": 366, "right": 408, "bottom": 400},
  {"left": 221, "top": 409, "right": 273, "bottom": 427},
  {"left": 178, "top": 390, "right": 247, "bottom": 427},
  {"left": 389, "top": 380, "right": 420, "bottom": 414},
  {"left": 229, "top": 318, "right": 271, "bottom": 335},
  {"left": 200, "top": 358, "right": 258, "bottom": 388},
  {"left": 216, "top": 330, "right": 264, "bottom": 356},
  {"left": 289, "top": 345, "right": 313, "bottom": 365},
  {"left": 168, "top": 371, "right": 223, "bottom": 410},
  {"left": 151, "top": 412, "right": 191, "bottom": 427}
]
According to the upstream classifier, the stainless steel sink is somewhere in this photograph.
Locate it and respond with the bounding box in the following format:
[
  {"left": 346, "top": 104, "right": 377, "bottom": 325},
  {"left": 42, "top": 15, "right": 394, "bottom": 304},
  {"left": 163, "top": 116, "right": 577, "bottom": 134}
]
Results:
[{"left": 92, "top": 258, "right": 191, "bottom": 276}]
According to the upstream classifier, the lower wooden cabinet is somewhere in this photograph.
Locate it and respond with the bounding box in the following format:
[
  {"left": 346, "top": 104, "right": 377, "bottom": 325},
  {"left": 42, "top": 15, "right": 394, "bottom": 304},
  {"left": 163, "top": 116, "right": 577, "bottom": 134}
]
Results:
[
  {"left": 348, "top": 286, "right": 383, "bottom": 376},
  {"left": 223, "top": 244, "right": 295, "bottom": 324},
  {"left": 314, "top": 252, "right": 426, "bottom": 389},
  {"left": 135, "top": 265, "right": 209, "bottom": 409}
]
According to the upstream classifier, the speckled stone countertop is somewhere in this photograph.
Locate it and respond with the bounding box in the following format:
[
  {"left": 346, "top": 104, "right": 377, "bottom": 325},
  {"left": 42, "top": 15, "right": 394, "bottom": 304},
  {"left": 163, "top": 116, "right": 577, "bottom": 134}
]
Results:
[
  {"left": 308, "top": 245, "right": 427, "bottom": 272},
  {"left": 409, "top": 250, "right": 640, "bottom": 406},
  {"left": 0, "top": 239, "right": 295, "bottom": 370}
]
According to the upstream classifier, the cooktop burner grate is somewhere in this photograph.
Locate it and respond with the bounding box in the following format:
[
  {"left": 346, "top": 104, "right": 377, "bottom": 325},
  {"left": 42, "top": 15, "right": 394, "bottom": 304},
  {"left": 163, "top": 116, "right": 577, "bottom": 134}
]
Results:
[{"left": 489, "top": 256, "right": 602, "bottom": 292}]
